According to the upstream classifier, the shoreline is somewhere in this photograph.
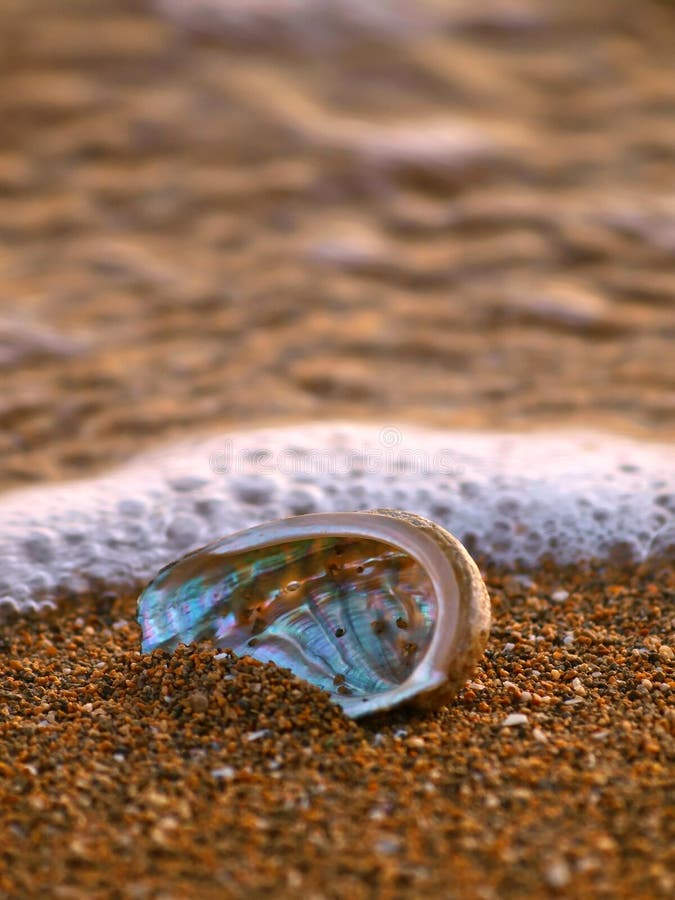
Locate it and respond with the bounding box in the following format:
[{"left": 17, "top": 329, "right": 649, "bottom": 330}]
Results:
[{"left": 1, "top": 424, "right": 672, "bottom": 621}]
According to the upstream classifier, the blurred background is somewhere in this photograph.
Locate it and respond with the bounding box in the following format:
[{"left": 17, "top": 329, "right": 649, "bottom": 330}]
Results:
[{"left": 0, "top": 0, "right": 673, "bottom": 491}]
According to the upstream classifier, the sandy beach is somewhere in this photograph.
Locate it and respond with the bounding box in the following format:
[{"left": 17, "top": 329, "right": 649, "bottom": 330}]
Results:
[
  {"left": 1, "top": 562, "right": 673, "bottom": 898},
  {"left": 0, "top": 0, "right": 674, "bottom": 897}
]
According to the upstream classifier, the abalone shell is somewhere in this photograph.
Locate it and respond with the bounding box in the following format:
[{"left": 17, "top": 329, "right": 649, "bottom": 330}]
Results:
[{"left": 137, "top": 509, "right": 490, "bottom": 717}]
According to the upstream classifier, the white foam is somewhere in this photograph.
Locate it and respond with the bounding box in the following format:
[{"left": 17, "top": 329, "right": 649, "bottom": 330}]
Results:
[{"left": 0, "top": 424, "right": 672, "bottom": 618}]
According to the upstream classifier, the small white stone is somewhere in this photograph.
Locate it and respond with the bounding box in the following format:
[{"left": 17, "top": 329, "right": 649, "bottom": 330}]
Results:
[
  {"left": 246, "top": 729, "right": 271, "bottom": 742},
  {"left": 551, "top": 589, "right": 569, "bottom": 603},
  {"left": 211, "top": 766, "right": 236, "bottom": 780},
  {"left": 502, "top": 713, "right": 528, "bottom": 728},
  {"left": 571, "top": 677, "right": 587, "bottom": 696},
  {"left": 544, "top": 859, "right": 571, "bottom": 889}
]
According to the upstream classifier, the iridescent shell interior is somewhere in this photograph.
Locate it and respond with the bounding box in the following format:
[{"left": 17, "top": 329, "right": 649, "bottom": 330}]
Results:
[{"left": 138, "top": 531, "right": 438, "bottom": 715}]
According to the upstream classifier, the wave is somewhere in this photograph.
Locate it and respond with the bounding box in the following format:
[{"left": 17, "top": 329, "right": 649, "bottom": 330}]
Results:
[{"left": 0, "top": 423, "right": 672, "bottom": 619}]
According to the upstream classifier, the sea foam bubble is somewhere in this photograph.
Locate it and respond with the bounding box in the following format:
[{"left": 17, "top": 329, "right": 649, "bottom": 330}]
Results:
[{"left": 0, "top": 424, "right": 672, "bottom": 619}]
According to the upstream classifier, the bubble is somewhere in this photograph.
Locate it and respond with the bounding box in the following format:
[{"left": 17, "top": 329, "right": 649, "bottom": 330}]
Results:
[
  {"left": 167, "top": 515, "right": 202, "bottom": 549},
  {"left": 23, "top": 531, "right": 54, "bottom": 565},
  {"left": 117, "top": 498, "right": 146, "bottom": 518},
  {"left": 168, "top": 476, "right": 209, "bottom": 493},
  {"left": 231, "top": 476, "right": 276, "bottom": 505},
  {"left": 284, "top": 488, "right": 318, "bottom": 515}
]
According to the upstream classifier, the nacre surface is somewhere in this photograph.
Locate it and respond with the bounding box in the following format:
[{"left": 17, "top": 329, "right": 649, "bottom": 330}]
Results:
[{"left": 137, "top": 509, "right": 491, "bottom": 717}]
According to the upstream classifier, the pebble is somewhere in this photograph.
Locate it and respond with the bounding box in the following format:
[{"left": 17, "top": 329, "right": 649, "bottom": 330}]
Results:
[
  {"left": 571, "top": 677, "right": 587, "bottom": 697},
  {"left": 545, "top": 859, "right": 571, "bottom": 889},
  {"left": 187, "top": 691, "right": 209, "bottom": 712},
  {"left": 502, "top": 713, "right": 529, "bottom": 728},
  {"left": 211, "top": 766, "right": 236, "bottom": 780},
  {"left": 246, "top": 729, "right": 271, "bottom": 742}
]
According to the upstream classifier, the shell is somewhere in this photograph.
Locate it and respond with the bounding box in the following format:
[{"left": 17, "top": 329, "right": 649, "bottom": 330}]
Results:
[{"left": 137, "top": 509, "right": 491, "bottom": 718}]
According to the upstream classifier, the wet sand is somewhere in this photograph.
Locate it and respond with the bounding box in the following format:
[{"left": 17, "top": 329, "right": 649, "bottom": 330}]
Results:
[
  {"left": 1, "top": 563, "right": 673, "bottom": 898},
  {"left": 0, "top": 0, "right": 674, "bottom": 897}
]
